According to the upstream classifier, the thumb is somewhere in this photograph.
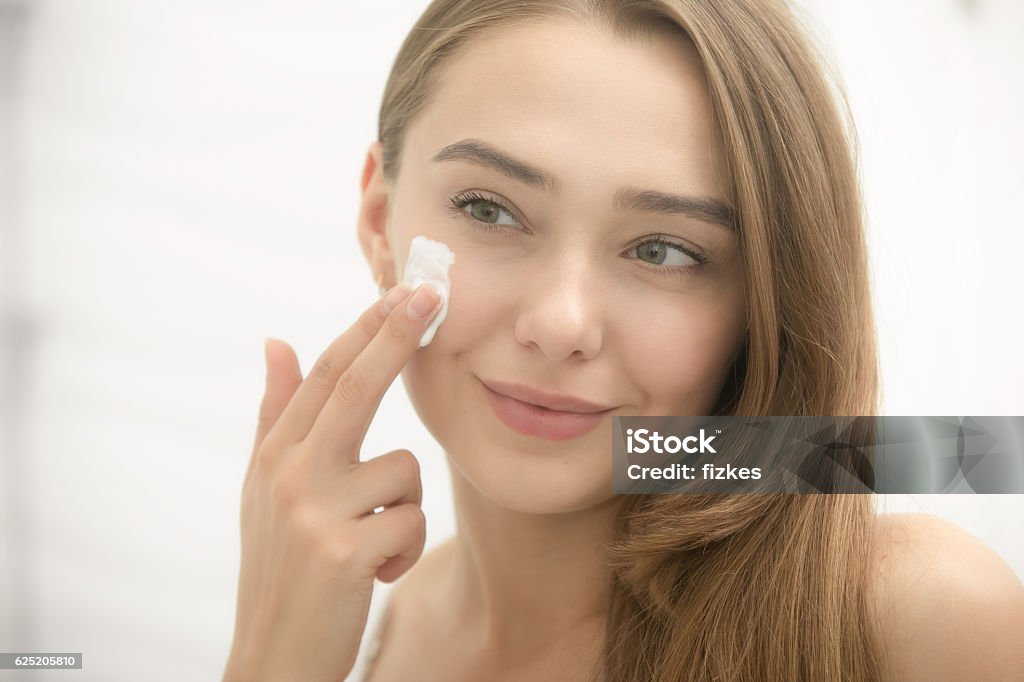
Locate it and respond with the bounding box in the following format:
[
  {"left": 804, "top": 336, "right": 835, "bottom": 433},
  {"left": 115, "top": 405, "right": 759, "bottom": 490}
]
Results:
[{"left": 253, "top": 337, "right": 303, "bottom": 454}]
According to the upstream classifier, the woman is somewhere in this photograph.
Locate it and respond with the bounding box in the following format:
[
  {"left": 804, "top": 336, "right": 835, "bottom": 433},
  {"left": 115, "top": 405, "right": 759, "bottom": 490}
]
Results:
[{"left": 224, "top": 1, "right": 1024, "bottom": 680}]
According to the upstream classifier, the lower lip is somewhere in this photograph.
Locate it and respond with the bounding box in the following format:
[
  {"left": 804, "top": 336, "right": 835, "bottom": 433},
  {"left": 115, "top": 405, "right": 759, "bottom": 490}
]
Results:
[{"left": 482, "top": 383, "right": 613, "bottom": 441}]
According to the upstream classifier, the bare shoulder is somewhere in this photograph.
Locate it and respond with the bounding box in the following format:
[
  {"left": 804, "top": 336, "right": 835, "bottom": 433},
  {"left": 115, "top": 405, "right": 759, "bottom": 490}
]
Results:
[{"left": 870, "top": 512, "right": 1024, "bottom": 682}]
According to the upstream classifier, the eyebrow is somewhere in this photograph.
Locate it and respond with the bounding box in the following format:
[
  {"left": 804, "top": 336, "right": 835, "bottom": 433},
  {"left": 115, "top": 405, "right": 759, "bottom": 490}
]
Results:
[{"left": 431, "top": 138, "right": 736, "bottom": 230}]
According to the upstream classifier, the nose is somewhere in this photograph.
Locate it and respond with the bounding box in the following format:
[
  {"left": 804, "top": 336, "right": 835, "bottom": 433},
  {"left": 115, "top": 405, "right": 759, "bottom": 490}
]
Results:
[{"left": 513, "top": 257, "right": 604, "bottom": 361}]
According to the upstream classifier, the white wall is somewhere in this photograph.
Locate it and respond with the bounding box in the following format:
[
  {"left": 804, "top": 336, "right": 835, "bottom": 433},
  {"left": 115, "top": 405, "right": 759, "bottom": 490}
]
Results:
[
  {"left": 0, "top": 1, "right": 1021, "bottom": 680},
  {"left": 796, "top": 0, "right": 1024, "bottom": 601}
]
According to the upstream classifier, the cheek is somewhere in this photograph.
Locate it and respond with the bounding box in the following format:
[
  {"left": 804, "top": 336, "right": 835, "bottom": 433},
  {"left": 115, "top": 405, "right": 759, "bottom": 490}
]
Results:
[
  {"left": 422, "top": 253, "right": 514, "bottom": 348},
  {"left": 620, "top": 295, "right": 745, "bottom": 410}
]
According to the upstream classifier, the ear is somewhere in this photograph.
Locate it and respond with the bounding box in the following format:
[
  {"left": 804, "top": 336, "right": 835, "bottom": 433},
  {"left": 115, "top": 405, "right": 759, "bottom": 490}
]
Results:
[{"left": 357, "top": 140, "right": 398, "bottom": 290}]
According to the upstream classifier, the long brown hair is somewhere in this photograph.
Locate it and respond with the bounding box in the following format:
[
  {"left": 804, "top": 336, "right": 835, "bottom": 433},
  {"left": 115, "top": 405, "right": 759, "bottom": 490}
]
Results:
[{"left": 377, "top": 1, "right": 884, "bottom": 679}]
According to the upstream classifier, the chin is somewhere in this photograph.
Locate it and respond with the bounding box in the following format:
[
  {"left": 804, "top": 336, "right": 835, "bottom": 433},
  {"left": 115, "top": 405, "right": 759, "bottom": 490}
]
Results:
[{"left": 460, "top": 461, "right": 616, "bottom": 515}]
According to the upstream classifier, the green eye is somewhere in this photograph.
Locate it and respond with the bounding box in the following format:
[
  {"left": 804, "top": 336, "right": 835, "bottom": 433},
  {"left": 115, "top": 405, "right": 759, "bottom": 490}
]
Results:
[
  {"left": 634, "top": 238, "right": 702, "bottom": 267},
  {"left": 627, "top": 236, "right": 710, "bottom": 280},
  {"left": 448, "top": 191, "right": 519, "bottom": 227},
  {"left": 468, "top": 199, "right": 516, "bottom": 225}
]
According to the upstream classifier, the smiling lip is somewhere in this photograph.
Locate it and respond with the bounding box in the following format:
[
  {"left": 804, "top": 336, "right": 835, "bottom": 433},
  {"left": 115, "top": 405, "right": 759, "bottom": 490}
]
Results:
[
  {"left": 479, "top": 378, "right": 614, "bottom": 413},
  {"left": 478, "top": 378, "right": 615, "bottom": 441}
]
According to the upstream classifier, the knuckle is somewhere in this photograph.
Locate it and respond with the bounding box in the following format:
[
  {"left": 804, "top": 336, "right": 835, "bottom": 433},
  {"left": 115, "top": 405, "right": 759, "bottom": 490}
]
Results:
[
  {"left": 292, "top": 506, "right": 360, "bottom": 575},
  {"left": 333, "top": 366, "right": 367, "bottom": 405},
  {"left": 310, "top": 348, "right": 341, "bottom": 384},
  {"left": 316, "top": 533, "right": 358, "bottom": 572},
  {"left": 396, "top": 503, "right": 425, "bottom": 531},
  {"left": 254, "top": 431, "right": 282, "bottom": 464},
  {"left": 298, "top": 516, "right": 344, "bottom": 567},
  {"left": 388, "top": 450, "right": 420, "bottom": 484},
  {"left": 383, "top": 313, "right": 408, "bottom": 343},
  {"left": 250, "top": 440, "right": 283, "bottom": 486},
  {"left": 290, "top": 502, "right": 320, "bottom": 537},
  {"left": 358, "top": 309, "right": 380, "bottom": 338},
  {"left": 268, "top": 463, "right": 304, "bottom": 511}
]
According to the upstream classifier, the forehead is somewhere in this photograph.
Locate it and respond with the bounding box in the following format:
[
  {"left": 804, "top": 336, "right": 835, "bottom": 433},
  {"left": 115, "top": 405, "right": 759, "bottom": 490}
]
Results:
[{"left": 404, "top": 19, "right": 730, "bottom": 201}]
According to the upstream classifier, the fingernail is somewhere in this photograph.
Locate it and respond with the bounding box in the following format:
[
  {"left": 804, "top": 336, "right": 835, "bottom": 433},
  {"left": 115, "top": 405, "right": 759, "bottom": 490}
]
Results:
[
  {"left": 407, "top": 284, "right": 441, "bottom": 320},
  {"left": 381, "top": 282, "right": 412, "bottom": 315}
]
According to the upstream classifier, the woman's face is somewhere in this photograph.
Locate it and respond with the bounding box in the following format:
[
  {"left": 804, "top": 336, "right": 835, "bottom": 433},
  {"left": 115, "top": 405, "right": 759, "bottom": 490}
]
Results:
[{"left": 371, "top": 19, "right": 746, "bottom": 514}]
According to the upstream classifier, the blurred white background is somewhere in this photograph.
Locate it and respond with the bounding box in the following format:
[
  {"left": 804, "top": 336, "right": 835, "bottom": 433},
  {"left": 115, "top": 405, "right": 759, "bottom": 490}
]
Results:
[{"left": 0, "top": 0, "right": 1021, "bottom": 680}]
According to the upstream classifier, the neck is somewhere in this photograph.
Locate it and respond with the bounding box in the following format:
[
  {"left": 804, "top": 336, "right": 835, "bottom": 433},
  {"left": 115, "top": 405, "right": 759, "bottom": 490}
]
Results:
[{"left": 441, "top": 462, "right": 624, "bottom": 663}]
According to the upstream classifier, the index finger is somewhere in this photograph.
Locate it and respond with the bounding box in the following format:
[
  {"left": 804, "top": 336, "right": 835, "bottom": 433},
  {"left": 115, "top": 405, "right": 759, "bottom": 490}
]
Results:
[
  {"left": 305, "top": 282, "right": 443, "bottom": 461},
  {"left": 265, "top": 282, "right": 415, "bottom": 448}
]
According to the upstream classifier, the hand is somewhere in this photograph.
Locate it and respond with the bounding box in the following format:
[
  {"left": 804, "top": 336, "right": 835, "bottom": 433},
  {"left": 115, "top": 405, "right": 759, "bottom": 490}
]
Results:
[{"left": 223, "top": 282, "right": 443, "bottom": 682}]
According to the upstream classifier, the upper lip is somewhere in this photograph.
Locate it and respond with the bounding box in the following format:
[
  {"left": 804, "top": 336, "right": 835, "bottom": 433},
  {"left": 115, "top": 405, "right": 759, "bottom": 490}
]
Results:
[{"left": 479, "top": 377, "right": 614, "bottom": 414}]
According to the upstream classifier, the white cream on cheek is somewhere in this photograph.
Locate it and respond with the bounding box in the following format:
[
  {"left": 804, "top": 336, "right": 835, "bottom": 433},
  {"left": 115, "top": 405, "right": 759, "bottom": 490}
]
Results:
[{"left": 402, "top": 235, "right": 456, "bottom": 347}]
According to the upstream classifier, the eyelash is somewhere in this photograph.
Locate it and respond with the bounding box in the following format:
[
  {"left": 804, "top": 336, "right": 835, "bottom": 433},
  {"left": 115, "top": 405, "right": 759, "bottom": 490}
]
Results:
[{"left": 445, "top": 191, "right": 710, "bottom": 279}]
